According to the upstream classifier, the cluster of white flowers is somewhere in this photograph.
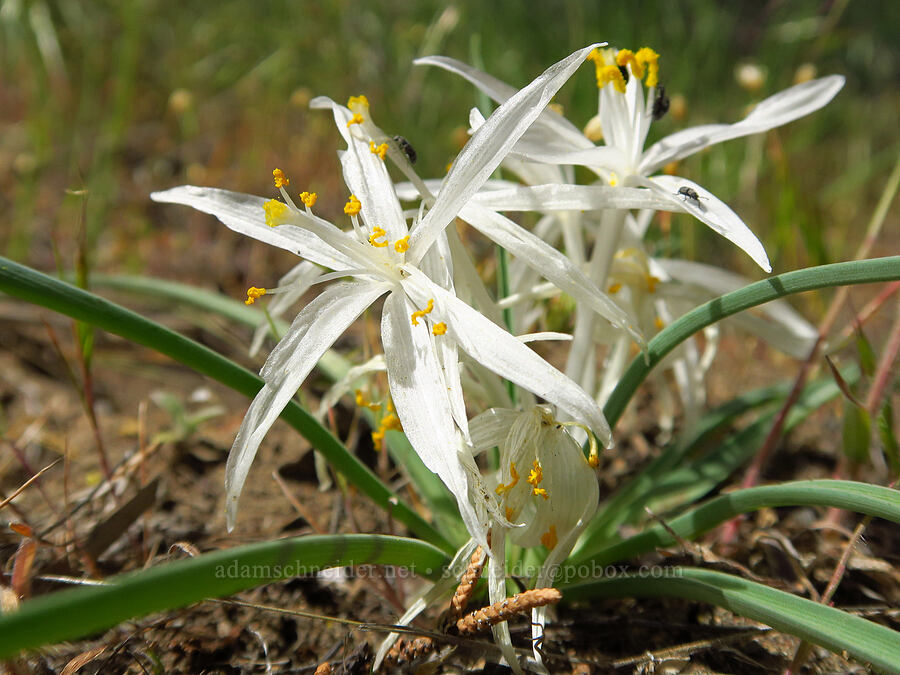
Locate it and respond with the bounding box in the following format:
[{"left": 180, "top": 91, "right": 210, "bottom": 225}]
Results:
[{"left": 152, "top": 43, "right": 842, "bottom": 672}]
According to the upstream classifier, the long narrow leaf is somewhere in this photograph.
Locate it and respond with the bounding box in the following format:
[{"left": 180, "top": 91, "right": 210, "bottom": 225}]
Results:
[
  {"left": 568, "top": 480, "right": 900, "bottom": 568},
  {"left": 604, "top": 256, "right": 900, "bottom": 426},
  {"left": 0, "top": 257, "right": 452, "bottom": 553},
  {"left": 566, "top": 566, "right": 900, "bottom": 672},
  {"left": 0, "top": 534, "right": 448, "bottom": 658}
]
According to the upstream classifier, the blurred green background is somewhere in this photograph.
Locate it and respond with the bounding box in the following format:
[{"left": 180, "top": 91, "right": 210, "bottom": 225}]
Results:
[{"left": 1, "top": 0, "right": 897, "bottom": 295}]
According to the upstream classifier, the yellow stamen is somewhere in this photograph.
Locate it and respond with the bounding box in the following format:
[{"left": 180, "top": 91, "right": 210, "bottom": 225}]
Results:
[
  {"left": 540, "top": 525, "right": 558, "bottom": 550},
  {"left": 347, "top": 94, "right": 370, "bottom": 109},
  {"left": 245, "top": 287, "right": 266, "bottom": 305},
  {"left": 616, "top": 49, "right": 643, "bottom": 81},
  {"left": 432, "top": 322, "right": 447, "bottom": 336},
  {"left": 299, "top": 191, "right": 318, "bottom": 208},
  {"left": 654, "top": 316, "right": 665, "bottom": 331},
  {"left": 263, "top": 199, "right": 290, "bottom": 227},
  {"left": 646, "top": 275, "right": 660, "bottom": 293},
  {"left": 608, "top": 172, "right": 619, "bottom": 187},
  {"left": 394, "top": 236, "right": 410, "bottom": 253},
  {"left": 527, "top": 460, "right": 549, "bottom": 499},
  {"left": 608, "top": 282, "right": 622, "bottom": 294},
  {"left": 272, "top": 168, "right": 290, "bottom": 189},
  {"left": 344, "top": 194, "right": 361, "bottom": 216},
  {"left": 495, "top": 462, "right": 520, "bottom": 495},
  {"left": 368, "top": 226, "right": 389, "bottom": 248},
  {"left": 410, "top": 298, "right": 434, "bottom": 326},
  {"left": 371, "top": 412, "right": 402, "bottom": 451},
  {"left": 369, "top": 141, "right": 388, "bottom": 160},
  {"left": 354, "top": 389, "right": 381, "bottom": 412},
  {"left": 597, "top": 64, "right": 627, "bottom": 93},
  {"left": 346, "top": 113, "right": 363, "bottom": 127},
  {"left": 635, "top": 47, "right": 660, "bottom": 88},
  {"left": 505, "top": 506, "right": 515, "bottom": 522}
]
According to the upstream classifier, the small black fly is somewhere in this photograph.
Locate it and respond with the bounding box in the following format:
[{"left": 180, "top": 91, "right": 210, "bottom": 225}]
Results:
[
  {"left": 652, "top": 85, "right": 669, "bottom": 121},
  {"left": 392, "top": 135, "right": 417, "bottom": 165},
  {"left": 676, "top": 186, "right": 706, "bottom": 205}
]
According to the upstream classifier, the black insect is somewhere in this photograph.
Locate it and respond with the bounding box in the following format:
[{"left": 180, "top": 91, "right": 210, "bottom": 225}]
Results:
[
  {"left": 676, "top": 186, "right": 705, "bottom": 204},
  {"left": 652, "top": 84, "right": 669, "bottom": 121},
  {"left": 392, "top": 135, "right": 417, "bottom": 165}
]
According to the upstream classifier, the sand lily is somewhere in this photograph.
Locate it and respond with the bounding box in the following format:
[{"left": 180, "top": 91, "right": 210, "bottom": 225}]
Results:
[
  {"left": 418, "top": 47, "right": 845, "bottom": 273},
  {"left": 151, "top": 44, "right": 617, "bottom": 534}
]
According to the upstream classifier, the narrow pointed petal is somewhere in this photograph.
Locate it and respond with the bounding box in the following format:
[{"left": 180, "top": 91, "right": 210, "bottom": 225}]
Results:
[
  {"left": 150, "top": 186, "right": 353, "bottom": 270},
  {"left": 226, "top": 280, "right": 390, "bottom": 530},
  {"left": 415, "top": 54, "right": 592, "bottom": 152},
  {"left": 460, "top": 203, "right": 639, "bottom": 339},
  {"left": 312, "top": 96, "right": 408, "bottom": 242},
  {"left": 640, "top": 75, "right": 845, "bottom": 174},
  {"left": 472, "top": 183, "right": 676, "bottom": 212},
  {"left": 402, "top": 270, "right": 612, "bottom": 446},
  {"left": 409, "top": 44, "right": 601, "bottom": 263},
  {"left": 648, "top": 175, "right": 772, "bottom": 272}
]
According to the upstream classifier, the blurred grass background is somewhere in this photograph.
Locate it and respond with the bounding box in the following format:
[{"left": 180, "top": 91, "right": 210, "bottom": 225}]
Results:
[{"left": 1, "top": 0, "right": 897, "bottom": 297}]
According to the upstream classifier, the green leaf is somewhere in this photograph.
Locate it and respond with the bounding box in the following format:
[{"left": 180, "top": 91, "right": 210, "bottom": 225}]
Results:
[
  {"left": 603, "top": 256, "right": 900, "bottom": 427},
  {"left": 0, "top": 534, "right": 448, "bottom": 658},
  {"left": 566, "top": 567, "right": 900, "bottom": 672},
  {"left": 0, "top": 256, "right": 453, "bottom": 553},
  {"left": 842, "top": 399, "right": 871, "bottom": 465},
  {"left": 877, "top": 400, "right": 900, "bottom": 474},
  {"left": 567, "top": 480, "right": 900, "bottom": 569}
]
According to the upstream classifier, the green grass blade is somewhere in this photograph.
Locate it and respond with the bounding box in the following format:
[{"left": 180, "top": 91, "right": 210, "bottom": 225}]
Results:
[
  {"left": 0, "top": 534, "right": 448, "bottom": 658},
  {"left": 604, "top": 256, "right": 900, "bottom": 426},
  {"left": 565, "top": 566, "right": 900, "bottom": 672},
  {"left": 567, "top": 480, "right": 900, "bottom": 568},
  {"left": 0, "top": 256, "right": 453, "bottom": 553}
]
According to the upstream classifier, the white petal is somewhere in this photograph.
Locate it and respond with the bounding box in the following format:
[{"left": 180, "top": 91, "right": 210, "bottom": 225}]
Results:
[
  {"left": 657, "top": 258, "right": 817, "bottom": 357},
  {"left": 472, "top": 183, "right": 676, "bottom": 212},
  {"left": 517, "top": 331, "right": 573, "bottom": 343},
  {"left": 402, "top": 269, "right": 612, "bottom": 446},
  {"left": 460, "top": 203, "right": 640, "bottom": 339},
  {"left": 409, "top": 44, "right": 602, "bottom": 263},
  {"left": 640, "top": 75, "right": 845, "bottom": 174},
  {"left": 647, "top": 175, "right": 772, "bottom": 272},
  {"left": 468, "top": 408, "right": 520, "bottom": 452},
  {"left": 415, "top": 54, "right": 592, "bottom": 152},
  {"left": 150, "top": 186, "right": 353, "bottom": 270},
  {"left": 381, "top": 292, "right": 481, "bottom": 533},
  {"left": 225, "top": 280, "right": 389, "bottom": 530}
]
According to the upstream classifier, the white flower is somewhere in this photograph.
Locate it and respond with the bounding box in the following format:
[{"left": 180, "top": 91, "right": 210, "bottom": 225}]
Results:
[
  {"left": 151, "top": 44, "right": 614, "bottom": 534},
  {"left": 418, "top": 47, "right": 845, "bottom": 272}
]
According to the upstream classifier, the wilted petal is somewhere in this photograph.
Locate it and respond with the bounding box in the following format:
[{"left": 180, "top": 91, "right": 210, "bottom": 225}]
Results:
[
  {"left": 226, "top": 280, "right": 390, "bottom": 530},
  {"left": 647, "top": 175, "right": 771, "bottom": 272},
  {"left": 150, "top": 186, "right": 352, "bottom": 270},
  {"left": 409, "top": 44, "right": 602, "bottom": 263},
  {"left": 640, "top": 75, "right": 845, "bottom": 174}
]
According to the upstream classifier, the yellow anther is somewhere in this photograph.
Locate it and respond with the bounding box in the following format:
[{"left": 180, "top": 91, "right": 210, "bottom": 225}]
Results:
[
  {"left": 346, "top": 113, "right": 364, "bottom": 127},
  {"left": 608, "top": 172, "right": 619, "bottom": 187},
  {"left": 495, "top": 462, "right": 520, "bottom": 495},
  {"left": 272, "top": 168, "right": 290, "bottom": 189},
  {"left": 635, "top": 47, "right": 660, "bottom": 88},
  {"left": 597, "top": 64, "right": 627, "bottom": 93},
  {"left": 263, "top": 199, "right": 290, "bottom": 227},
  {"left": 299, "top": 191, "right": 318, "bottom": 208},
  {"left": 527, "top": 460, "right": 548, "bottom": 498},
  {"left": 646, "top": 275, "right": 660, "bottom": 293},
  {"left": 587, "top": 48, "right": 603, "bottom": 64},
  {"left": 372, "top": 412, "right": 402, "bottom": 451},
  {"left": 368, "top": 226, "right": 388, "bottom": 248},
  {"left": 445, "top": 162, "right": 453, "bottom": 173},
  {"left": 432, "top": 322, "right": 447, "bottom": 336},
  {"left": 369, "top": 141, "right": 388, "bottom": 160},
  {"left": 540, "top": 525, "right": 558, "bottom": 550},
  {"left": 394, "top": 236, "right": 410, "bottom": 253},
  {"left": 654, "top": 316, "right": 665, "bottom": 331},
  {"left": 616, "top": 49, "right": 644, "bottom": 80},
  {"left": 354, "top": 389, "right": 381, "bottom": 412},
  {"left": 344, "top": 194, "right": 361, "bottom": 216},
  {"left": 589, "top": 449, "right": 600, "bottom": 468},
  {"left": 245, "top": 287, "right": 266, "bottom": 305},
  {"left": 505, "top": 506, "right": 515, "bottom": 522},
  {"left": 410, "top": 298, "right": 434, "bottom": 326},
  {"left": 347, "top": 94, "right": 370, "bottom": 110},
  {"left": 608, "top": 282, "right": 622, "bottom": 294}
]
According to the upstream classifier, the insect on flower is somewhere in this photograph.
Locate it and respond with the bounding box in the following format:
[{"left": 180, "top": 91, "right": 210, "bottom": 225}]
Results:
[
  {"left": 676, "top": 185, "right": 705, "bottom": 204},
  {"left": 392, "top": 135, "right": 417, "bottom": 164},
  {"left": 652, "top": 84, "right": 669, "bottom": 120}
]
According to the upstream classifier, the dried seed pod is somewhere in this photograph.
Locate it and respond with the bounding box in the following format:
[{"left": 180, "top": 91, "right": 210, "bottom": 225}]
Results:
[
  {"left": 456, "top": 588, "right": 562, "bottom": 635},
  {"left": 382, "top": 636, "right": 436, "bottom": 668},
  {"left": 450, "top": 546, "right": 486, "bottom": 617}
]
